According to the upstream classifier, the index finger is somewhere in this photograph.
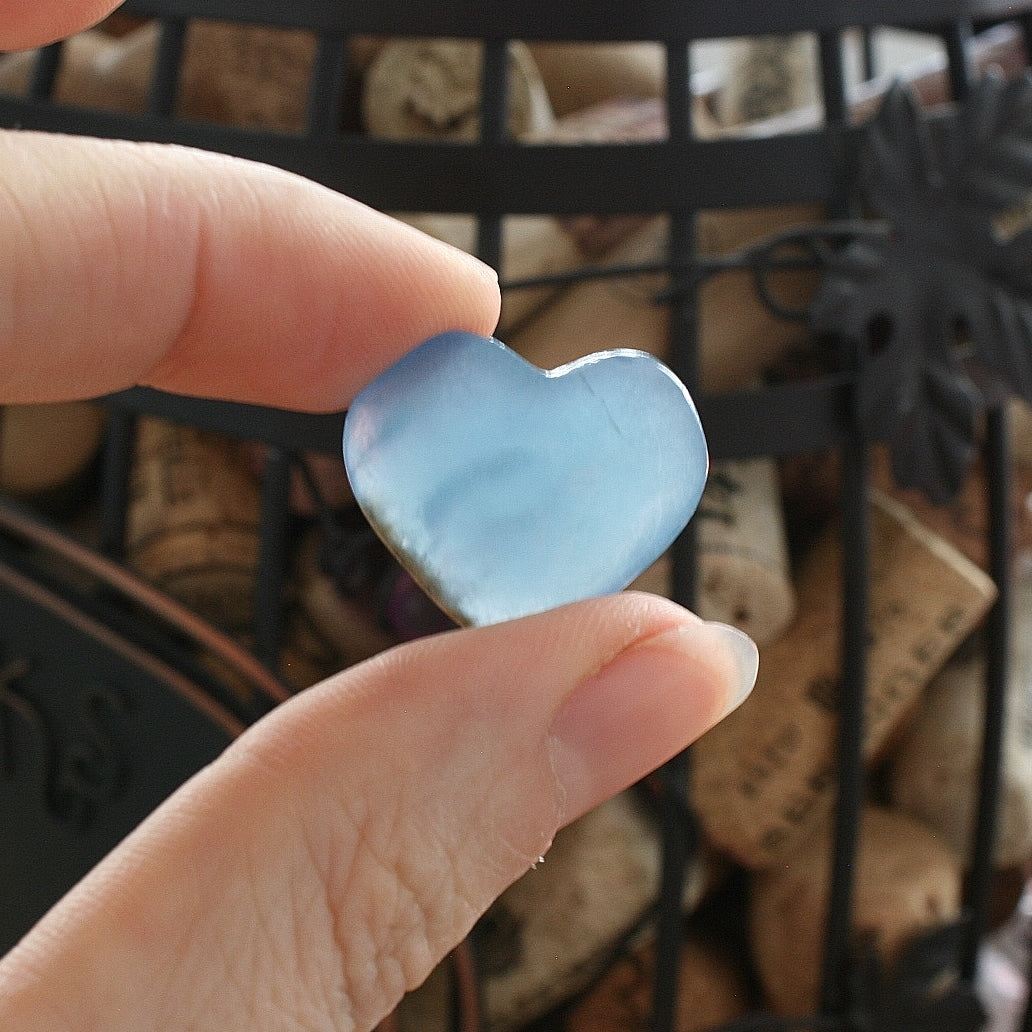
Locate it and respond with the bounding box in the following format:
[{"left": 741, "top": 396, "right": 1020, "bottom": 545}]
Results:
[{"left": 0, "top": 131, "right": 501, "bottom": 409}]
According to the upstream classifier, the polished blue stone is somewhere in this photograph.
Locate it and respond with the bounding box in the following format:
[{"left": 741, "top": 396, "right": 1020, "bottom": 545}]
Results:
[{"left": 343, "top": 331, "right": 708, "bottom": 627}]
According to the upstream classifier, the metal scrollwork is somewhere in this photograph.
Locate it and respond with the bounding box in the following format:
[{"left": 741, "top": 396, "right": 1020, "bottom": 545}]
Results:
[
  {"left": 51, "top": 682, "right": 128, "bottom": 827},
  {"left": 0, "top": 656, "right": 48, "bottom": 801},
  {"left": 0, "top": 655, "right": 129, "bottom": 830}
]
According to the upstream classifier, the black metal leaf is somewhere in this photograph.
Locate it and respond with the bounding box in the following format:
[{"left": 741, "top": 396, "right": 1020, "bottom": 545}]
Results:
[
  {"left": 812, "top": 230, "right": 980, "bottom": 502},
  {"left": 847, "top": 921, "right": 985, "bottom": 1032},
  {"left": 812, "top": 72, "right": 1032, "bottom": 500},
  {"left": 959, "top": 73, "right": 1032, "bottom": 218}
]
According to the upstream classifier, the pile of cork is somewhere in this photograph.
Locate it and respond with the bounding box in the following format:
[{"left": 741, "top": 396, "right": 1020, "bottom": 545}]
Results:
[{"left": 1, "top": 18, "right": 1030, "bottom": 1031}]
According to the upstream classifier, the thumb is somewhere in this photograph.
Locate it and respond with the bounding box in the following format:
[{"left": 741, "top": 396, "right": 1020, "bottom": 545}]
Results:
[{"left": 0, "top": 593, "right": 756, "bottom": 1032}]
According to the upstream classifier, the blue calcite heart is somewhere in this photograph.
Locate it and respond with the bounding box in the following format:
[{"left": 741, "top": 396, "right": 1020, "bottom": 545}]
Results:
[{"left": 343, "top": 331, "right": 708, "bottom": 627}]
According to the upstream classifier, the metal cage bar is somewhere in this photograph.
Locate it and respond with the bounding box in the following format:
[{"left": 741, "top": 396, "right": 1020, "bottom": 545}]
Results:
[
  {"left": 964, "top": 405, "right": 1015, "bottom": 970},
  {"left": 148, "top": 18, "right": 187, "bottom": 116},
  {"left": 26, "top": 42, "right": 63, "bottom": 100},
  {"left": 656, "top": 41, "right": 703, "bottom": 1032},
  {"left": 813, "top": 27, "right": 872, "bottom": 1021},
  {"left": 114, "top": 0, "right": 1029, "bottom": 40},
  {"left": 306, "top": 31, "right": 348, "bottom": 135}
]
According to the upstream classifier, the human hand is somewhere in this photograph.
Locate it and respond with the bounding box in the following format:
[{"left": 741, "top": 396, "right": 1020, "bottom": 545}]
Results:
[
  {"left": 0, "top": 0, "right": 136, "bottom": 54},
  {"left": 0, "top": 5, "right": 759, "bottom": 1030}
]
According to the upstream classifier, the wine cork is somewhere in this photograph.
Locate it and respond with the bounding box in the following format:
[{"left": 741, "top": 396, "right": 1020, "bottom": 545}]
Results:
[
  {"left": 276, "top": 604, "right": 346, "bottom": 692},
  {"left": 0, "top": 28, "right": 146, "bottom": 111},
  {"left": 512, "top": 94, "right": 819, "bottom": 389},
  {"left": 348, "top": 35, "right": 387, "bottom": 72},
  {"left": 786, "top": 442, "right": 1032, "bottom": 571},
  {"left": 889, "top": 552, "right": 1032, "bottom": 868},
  {"left": 0, "top": 402, "right": 106, "bottom": 506},
  {"left": 362, "top": 38, "right": 554, "bottom": 141},
  {"left": 367, "top": 41, "right": 563, "bottom": 328},
  {"left": 238, "top": 445, "right": 356, "bottom": 518},
  {"left": 694, "top": 457, "right": 796, "bottom": 643},
  {"left": 177, "top": 21, "right": 316, "bottom": 131},
  {"left": 532, "top": 96, "right": 675, "bottom": 261},
  {"left": 715, "top": 34, "right": 819, "bottom": 128},
  {"left": 749, "top": 805, "right": 963, "bottom": 1015},
  {"left": 690, "top": 491, "right": 997, "bottom": 868},
  {"left": 566, "top": 935, "right": 749, "bottom": 1032},
  {"left": 717, "top": 22, "right": 1027, "bottom": 140},
  {"left": 287, "top": 452, "right": 355, "bottom": 516},
  {"left": 873, "top": 445, "right": 1032, "bottom": 571},
  {"left": 396, "top": 97, "right": 677, "bottom": 330},
  {"left": 0, "top": 20, "right": 317, "bottom": 131},
  {"left": 478, "top": 792, "right": 711, "bottom": 1032},
  {"left": 97, "top": 11, "right": 150, "bottom": 36},
  {"left": 127, "top": 419, "right": 261, "bottom": 634},
  {"left": 397, "top": 212, "right": 583, "bottom": 333},
  {"left": 509, "top": 216, "right": 666, "bottom": 369},
  {"left": 509, "top": 204, "right": 820, "bottom": 392},
  {"left": 525, "top": 41, "right": 666, "bottom": 118},
  {"left": 628, "top": 457, "right": 796, "bottom": 645}
]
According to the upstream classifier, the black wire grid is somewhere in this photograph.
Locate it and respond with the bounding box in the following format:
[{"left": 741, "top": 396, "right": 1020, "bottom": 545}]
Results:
[{"left": 2, "top": 3, "right": 1031, "bottom": 1031}]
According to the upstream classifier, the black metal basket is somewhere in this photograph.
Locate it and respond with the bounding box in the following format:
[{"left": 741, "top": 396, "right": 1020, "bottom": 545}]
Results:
[{"left": 2, "top": 3, "right": 1031, "bottom": 1031}]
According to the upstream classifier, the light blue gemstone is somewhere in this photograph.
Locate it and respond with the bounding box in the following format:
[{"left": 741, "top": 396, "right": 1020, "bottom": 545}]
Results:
[{"left": 343, "top": 331, "right": 708, "bottom": 627}]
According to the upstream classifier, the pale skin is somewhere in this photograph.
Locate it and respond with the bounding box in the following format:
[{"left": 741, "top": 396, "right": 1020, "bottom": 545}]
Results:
[{"left": 0, "top": 4, "right": 758, "bottom": 1030}]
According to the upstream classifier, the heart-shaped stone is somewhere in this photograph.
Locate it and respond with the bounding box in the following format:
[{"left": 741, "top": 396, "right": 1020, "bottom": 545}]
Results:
[{"left": 343, "top": 332, "right": 708, "bottom": 626}]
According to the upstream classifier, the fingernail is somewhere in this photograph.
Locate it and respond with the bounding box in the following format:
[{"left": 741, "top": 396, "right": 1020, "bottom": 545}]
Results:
[
  {"left": 549, "top": 620, "right": 758, "bottom": 824},
  {"left": 704, "top": 621, "right": 759, "bottom": 720}
]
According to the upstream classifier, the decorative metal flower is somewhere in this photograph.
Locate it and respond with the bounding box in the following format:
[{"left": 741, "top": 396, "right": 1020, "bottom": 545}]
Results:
[
  {"left": 847, "top": 921, "right": 984, "bottom": 1032},
  {"left": 812, "top": 72, "right": 1032, "bottom": 502}
]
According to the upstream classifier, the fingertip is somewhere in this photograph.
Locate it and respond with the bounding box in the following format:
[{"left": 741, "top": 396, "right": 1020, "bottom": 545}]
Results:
[
  {"left": 704, "top": 621, "right": 759, "bottom": 721},
  {"left": 0, "top": 0, "right": 121, "bottom": 50},
  {"left": 548, "top": 607, "right": 757, "bottom": 825},
  {"left": 418, "top": 229, "right": 502, "bottom": 334}
]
